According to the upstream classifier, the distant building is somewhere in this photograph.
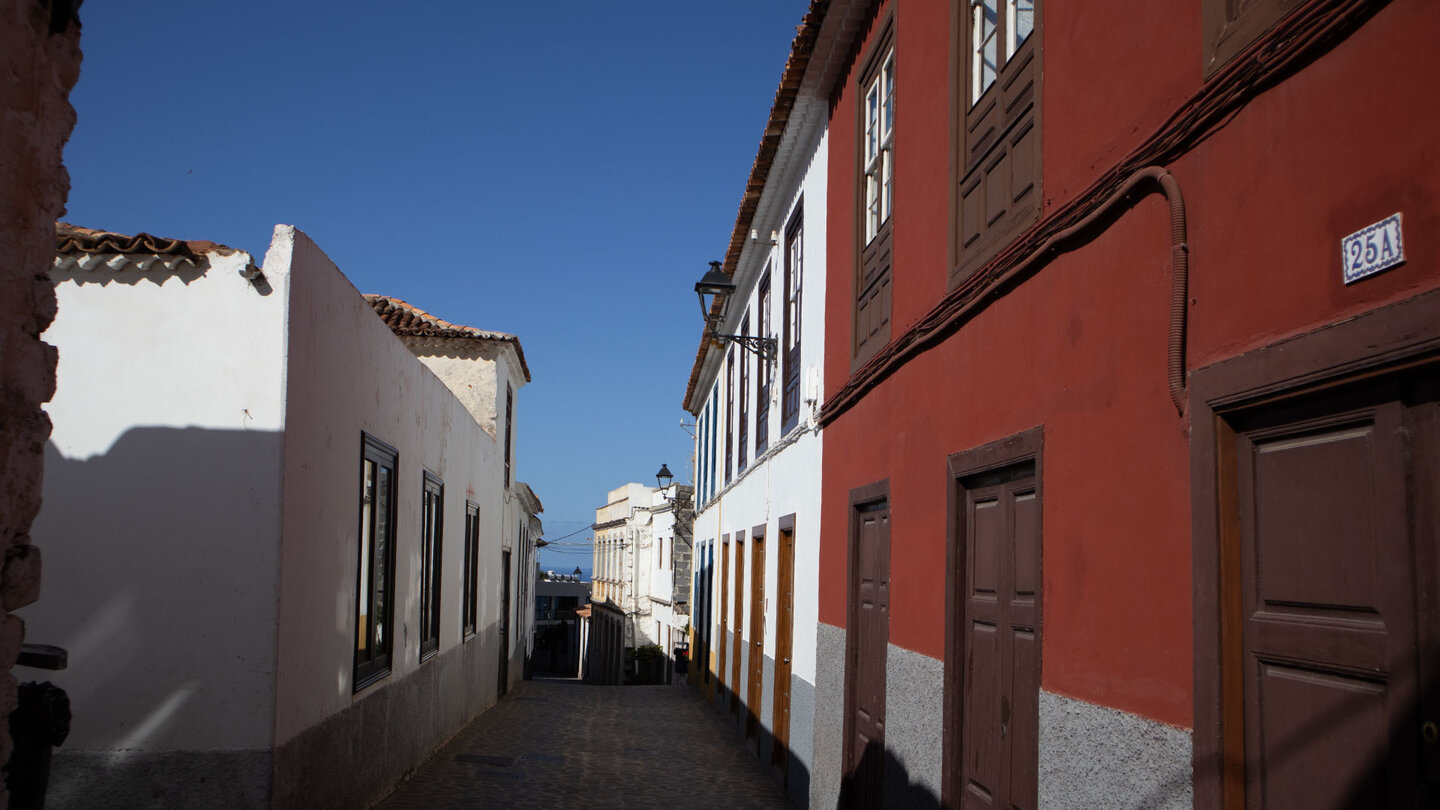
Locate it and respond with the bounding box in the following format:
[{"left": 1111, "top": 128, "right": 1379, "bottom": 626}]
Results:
[
  {"left": 533, "top": 569, "right": 587, "bottom": 677},
  {"left": 578, "top": 600, "right": 624, "bottom": 686},
  {"left": 590, "top": 482, "right": 694, "bottom": 682},
  {"left": 515, "top": 483, "right": 543, "bottom": 678},
  {"left": 29, "top": 223, "right": 534, "bottom": 808}
]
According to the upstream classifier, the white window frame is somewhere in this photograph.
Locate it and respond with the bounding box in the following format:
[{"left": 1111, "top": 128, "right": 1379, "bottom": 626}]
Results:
[{"left": 863, "top": 48, "right": 895, "bottom": 244}]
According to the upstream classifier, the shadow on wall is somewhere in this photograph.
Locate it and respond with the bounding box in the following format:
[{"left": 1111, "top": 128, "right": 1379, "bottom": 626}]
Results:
[
  {"left": 1187, "top": 676, "right": 1440, "bottom": 809},
  {"left": 25, "top": 426, "right": 285, "bottom": 756},
  {"left": 837, "top": 740, "right": 939, "bottom": 810}
]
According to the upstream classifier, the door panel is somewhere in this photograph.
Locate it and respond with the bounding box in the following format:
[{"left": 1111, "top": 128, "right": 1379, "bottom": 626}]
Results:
[
  {"left": 719, "top": 536, "right": 730, "bottom": 704},
  {"left": 959, "top": 463, "right": 1039, "bottom": 810},
  {"left": 846, "top": 497, "right": 890, "bottom": 808},
  {"left": 1235, "top": 396, "right": 1421, "bottom": 809},
  {"left": 732, "top": 534, "right": 745, "bottom": 719},
  {"left": 773, "top": 522, "right": 796, "bottom": 775},
  {"left": 748, "top": 530, "right": 767, "bottom": 743}
]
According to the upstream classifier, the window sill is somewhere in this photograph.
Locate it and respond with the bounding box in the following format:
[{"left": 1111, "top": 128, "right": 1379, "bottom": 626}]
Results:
[{"left": 353, "top": 667, "right": 391, "bottom": 693}]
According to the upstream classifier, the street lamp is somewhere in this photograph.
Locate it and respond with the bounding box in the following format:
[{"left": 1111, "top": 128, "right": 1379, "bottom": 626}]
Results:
[
  {"left": 694, "top": 260, "right": 777, "bottom": 363},
  {"left": 654, "top": 463, "right": 690, "bottom": 510},
  {"left": 694, "top": 261, "right": 735, "bottom": 323}
]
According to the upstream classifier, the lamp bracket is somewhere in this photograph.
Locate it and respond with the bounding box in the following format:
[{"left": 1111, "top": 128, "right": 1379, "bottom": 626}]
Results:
[{"left": 714, "top": 332, "right": 778, "bottom": 363}]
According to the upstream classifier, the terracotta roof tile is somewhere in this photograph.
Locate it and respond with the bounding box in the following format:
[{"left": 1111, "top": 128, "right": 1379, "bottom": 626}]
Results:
[
  {"left": 364, "top": 294, "right": 532, "bottom": 383},
  {"left": 55, "top": 222, "right": 229, "bottom": 258},
  {"left": 682, "top": 0, "right": 831, "bottom": 410}
]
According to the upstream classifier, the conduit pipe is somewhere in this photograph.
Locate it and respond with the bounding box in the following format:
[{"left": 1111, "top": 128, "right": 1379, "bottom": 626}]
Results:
[
  {"left": 818, "top": 0, "right": 1387, "bottom": 428},
  {"left": 1049, "top": 167, "right": 1189, "bottom": 413},
  {"left": 974, "top": 167, "right": 1190, "bottom": 414}
]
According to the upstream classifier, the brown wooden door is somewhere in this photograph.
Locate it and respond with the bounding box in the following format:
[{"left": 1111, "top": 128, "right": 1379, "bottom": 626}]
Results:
[
  {"left": 719, "top": 535, "right": 730, "bottom": 705},
  {"left": 1229, "top": 383, "right": 1430, "bottom": 808},
  {"left": 732, "top": 533, "right": 745, "bottom": 719},
  {"left": 958, "top": 462, "right": 1039, "bottom": 810},
  {"left": 747, "top": 529, "right": 768, "bottom": 743},
  {"left": 846, "top": 496, "right": 890, "bottom": 809},
  {"left": 772, "top": 520, "right": 796, "bottom": 777}
]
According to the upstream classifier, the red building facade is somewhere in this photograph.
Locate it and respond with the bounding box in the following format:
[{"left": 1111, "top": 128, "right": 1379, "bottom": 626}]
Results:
[{"left": 812, "top": 0, "right": 1440, "bottom": 806}]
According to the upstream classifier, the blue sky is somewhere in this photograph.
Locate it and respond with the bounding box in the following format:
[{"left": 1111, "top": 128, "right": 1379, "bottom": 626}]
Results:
[{"left": 62, "top": 1, "right": 808, "bottom": 577}]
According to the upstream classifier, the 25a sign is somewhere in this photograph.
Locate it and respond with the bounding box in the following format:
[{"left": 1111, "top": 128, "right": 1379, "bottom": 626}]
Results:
[{"left": 1342, "top": 213, "right": 1405, "bottom": 284}]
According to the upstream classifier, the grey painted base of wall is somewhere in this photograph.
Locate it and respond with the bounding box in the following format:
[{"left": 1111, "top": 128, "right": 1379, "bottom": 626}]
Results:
[
  {"left": 884, "top": 645, "right": 943, "bottom": 807},
  {"left": 759, "top": 654, "right": 775, "bottom": 755},
  {"left": 785, "top": 673, "right": 816, "bottom": 808},
  {"left": 1038, "top": 691, "right": 1192, "bottom": 810},
  {"left": 48, "top": 748, "right": 272, "bottom": 810},
  {"left": 812, "top": 622, "right": 847, "bottom": 810},
  {"left": 273, "top": 629, "right": 501, "bottom": 810}
]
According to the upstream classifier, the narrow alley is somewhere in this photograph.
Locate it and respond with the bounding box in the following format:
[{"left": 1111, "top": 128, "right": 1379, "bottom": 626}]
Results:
[{"left": 375, "top": 680, "right": 793, "bottom": 810}]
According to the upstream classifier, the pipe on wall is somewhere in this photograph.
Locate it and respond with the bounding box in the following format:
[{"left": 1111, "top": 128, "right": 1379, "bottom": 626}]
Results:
[
  {"left": 1028, "top": 167, "right": 1189, "bottom": 414},
  {"left": 819, "top": 0, "right": 1389, "bottom": 428},
  {"left": 949, "top": 167, "right": 1191, "bottom": 413}
]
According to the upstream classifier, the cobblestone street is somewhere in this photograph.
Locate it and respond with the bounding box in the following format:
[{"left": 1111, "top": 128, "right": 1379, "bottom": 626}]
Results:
[{"left": 374, "top": 678, "right": 794, "bottom": 809}]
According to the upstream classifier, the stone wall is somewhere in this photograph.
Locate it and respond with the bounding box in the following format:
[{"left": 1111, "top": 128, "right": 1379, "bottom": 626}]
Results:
[{"left": 0, "top": 0, "right": 81, "bottom": 796}]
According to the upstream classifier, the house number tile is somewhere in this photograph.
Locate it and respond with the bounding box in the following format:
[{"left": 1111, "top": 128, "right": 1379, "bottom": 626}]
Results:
[{"left": 1342, "top": 212, "right": 1405, "bottom": 284}]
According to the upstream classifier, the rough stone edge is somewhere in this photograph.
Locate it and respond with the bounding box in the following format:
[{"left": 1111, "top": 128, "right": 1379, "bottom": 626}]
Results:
[{"left": 0, "top": 3, "right": 82, "bottom": 802}]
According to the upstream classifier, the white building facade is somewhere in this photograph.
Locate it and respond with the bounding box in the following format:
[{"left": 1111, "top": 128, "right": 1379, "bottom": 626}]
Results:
[
  {"left": 683, "top": 16, "right": 831, "bottom": 804},
  {"left": 29, "top": 223, "right": 533, "bottom": 809},
  {"left": 590, "top": 482, "right": 693, "bottom": 682}
]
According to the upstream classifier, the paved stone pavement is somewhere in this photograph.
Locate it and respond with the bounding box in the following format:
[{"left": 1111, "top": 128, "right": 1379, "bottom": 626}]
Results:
[{"left": 373, "top": 678, "right": 795, "bottom": 809}]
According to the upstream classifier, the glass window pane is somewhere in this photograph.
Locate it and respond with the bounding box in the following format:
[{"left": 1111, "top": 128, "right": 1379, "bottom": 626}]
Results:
[
  {"left": 883, "top": 54, "right": 895, "bottom": 137},
  {"left": 358, "top": 460, "right": 374, "bottom": 656},
  {"left": 867, "top": 174, "right": 879, "bottom": 241},
  {"left": 883, "top": 148, "right": 893, "bottom": 224},
  {"left": 866, "top": 84, "right": 879, "bottom": 162},
  {"left": 973, "top": 0, "right": 999, "bottom": 104},
  {"left": 983, "top": 29, "right": 998, "bottom": 93},
  {"left": 374, "top": 464, "right": 390, "bottom": 648},
  {"left": 1010, "top": 0, "right": 1034, "bottom": 56}
]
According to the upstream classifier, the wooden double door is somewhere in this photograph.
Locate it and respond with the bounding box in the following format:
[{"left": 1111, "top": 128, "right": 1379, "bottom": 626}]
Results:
[
  {"left": 950, "top": 453, "right": 1041, "bottom": 810},
  {"left": 1217, "top": 372, "right": 1440, "bottom": 807}
]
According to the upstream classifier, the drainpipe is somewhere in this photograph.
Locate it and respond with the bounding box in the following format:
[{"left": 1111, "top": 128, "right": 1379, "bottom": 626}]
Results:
[{"left": 1033, "top": 167, "right": 1189, "bottom": 412}]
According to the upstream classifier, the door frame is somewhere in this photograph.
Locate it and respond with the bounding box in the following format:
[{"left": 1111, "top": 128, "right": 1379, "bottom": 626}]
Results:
[
  {"left": 732, "top": 530, "right": 746, "bottom": 720},
  {"left": 842, "top": 479, "right": 891, "bottom": 788},
  {"left": 747, "top": 523, "right": 768, "bottom": 745},
  {"left": 941, "top": 426, "right": 1044, "bottom": 808},
  {"left": 1190, "top": 288, "right": 1440, "bottom": 809},
  {"left": 719, "top": 533, "right": 731, "bottom": 707},
  {"left": 772, "top": 513, "right": 798, "bottom": 780}
]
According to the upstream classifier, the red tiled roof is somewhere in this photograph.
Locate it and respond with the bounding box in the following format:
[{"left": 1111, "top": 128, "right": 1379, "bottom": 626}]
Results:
[
  {"left": 55, "top": 222, "right": 229, "bottom": 258},
  {"left": 364, "top": 294, "right": 531, "bottom": 383},
  {"left": 682, "top": 1, "right": 830, "bottom": 410}
]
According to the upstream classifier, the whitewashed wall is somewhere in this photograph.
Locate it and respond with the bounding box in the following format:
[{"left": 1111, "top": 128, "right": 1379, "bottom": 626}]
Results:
[
  {"left": 271, "top": 225, "right": 511, "bottom": 743},
  {"left": 30, "top": 247, "right": 287, "bottom": 755},
  {"left": 693, "top": 128, "right": 828, "bottom": 691}
]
